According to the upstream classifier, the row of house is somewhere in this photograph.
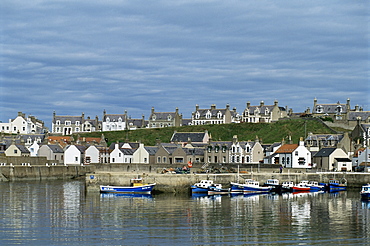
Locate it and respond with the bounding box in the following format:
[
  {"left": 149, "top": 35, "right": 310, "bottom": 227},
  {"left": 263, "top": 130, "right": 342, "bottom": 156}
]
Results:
[
  {"left": 2, "top": 130, "right": 369, "bottom": 172},
  {"left": 1, "top": 98, "right": 369, "bottom": 136}
]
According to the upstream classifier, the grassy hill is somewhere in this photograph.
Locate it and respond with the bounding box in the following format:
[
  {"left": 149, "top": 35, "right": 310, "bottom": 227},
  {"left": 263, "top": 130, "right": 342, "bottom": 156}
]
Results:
[{"left": 76, "top": 118, "right": 341, "bottom": 146}]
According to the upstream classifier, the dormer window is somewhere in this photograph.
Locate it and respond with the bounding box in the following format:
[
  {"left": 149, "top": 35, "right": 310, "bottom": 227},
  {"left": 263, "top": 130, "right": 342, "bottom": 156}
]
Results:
[
  {"left": 152, "top": 115, "right": 156, "bottom": 121},
  {"left": 316, "top": 105, "right": 323, "bottom": 113},
  {"left": 195, "top": 112, "right": 200, "bottom": 119},
  {"left": 118, "top": 117, "right": 122, "bottom": 122},
  {"left": 167, "top": 115, "right": 172, "bottom": 121},
  {"left": 56, "top": 120, "right": 60, "bottom": 125},
  {"left": 206, "top": 111, "right": 212, "bottom": 119},
  {"left": 265, "top": 108, "right": 269, "bottom": 114},
  {"left": 106, "top": 117, "right": 110, "bottom": 122},
  {"left": 217, "top": 112, "right": 222, "bottom": 119}
]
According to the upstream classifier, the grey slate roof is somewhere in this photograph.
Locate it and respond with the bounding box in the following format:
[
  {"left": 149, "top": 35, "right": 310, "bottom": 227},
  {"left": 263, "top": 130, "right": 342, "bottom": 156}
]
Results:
[
  {"left": 53, "top": 115, "right": 83, "bottom": 124},
  {"left": 171, "top": 132, "right": 206, "bottom": 143},
  {"left": 144, "top": 146, "right": 158, "bottom": 155},
  {"left": 313, "top": 103, "right": 348, "bottom": 114},
  {"left": 348, "top": 111, "right": 370, "bottom": 121},
  {"left": 103, "top": 114, "right": 125, "bottom": 122},
  {"left": 15, "top": 145, "right": 30, "bottom": 153},
  {"left": 245, "top": 105, "right": 286, "bottom": 115},
  {"left": 120, "top": 148, "right": 136, "bottom": 155},
  {"left": 47, "top": 144, "right": 64, "bottom": 153},
  {"left": 313, "top": 148, "right": 336, "bottom": 157}
]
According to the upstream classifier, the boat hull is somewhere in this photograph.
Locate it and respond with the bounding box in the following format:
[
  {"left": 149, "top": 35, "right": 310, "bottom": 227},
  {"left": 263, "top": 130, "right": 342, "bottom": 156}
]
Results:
[
  {"left": 191, "top": 185, "right": 209, "bottom": 193},
  {"left": 100, "top": 184, "right": 156, "bottom": 194},
  {"left": 243, "top": 186, "right": 272, "bottom": 193}
]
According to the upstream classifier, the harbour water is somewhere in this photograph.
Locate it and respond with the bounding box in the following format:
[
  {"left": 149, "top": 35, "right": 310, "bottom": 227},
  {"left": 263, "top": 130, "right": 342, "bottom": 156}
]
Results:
[{"left": 1, "top": 180, "right": 369, "bottom": 245}]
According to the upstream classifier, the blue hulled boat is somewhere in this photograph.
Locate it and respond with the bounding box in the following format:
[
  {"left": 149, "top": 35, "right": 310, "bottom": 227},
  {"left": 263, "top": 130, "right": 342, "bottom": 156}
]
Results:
[
  {"left": 360, "top": 184, "right": 370, "bottom": 199},
  {"left": 100, "top": 178, "right": 156, "bottom": 194},
  {"left": 191, "top": 180, "right": 218, "bottom": 193},
  {"left": 325, "top": 179, "right": 347, "bottom": 191}
]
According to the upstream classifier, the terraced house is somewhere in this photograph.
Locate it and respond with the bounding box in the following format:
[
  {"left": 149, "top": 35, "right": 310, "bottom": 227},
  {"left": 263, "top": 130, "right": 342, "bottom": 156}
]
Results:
[
  {"left": 191, "top": 104, "right": 240, "bottom": 125},
  {"left": 52, "top": 112, "right": 101, "bottom": 135},
  {"left": 241, "top": 100, "right": 289, "bottom": 123}
]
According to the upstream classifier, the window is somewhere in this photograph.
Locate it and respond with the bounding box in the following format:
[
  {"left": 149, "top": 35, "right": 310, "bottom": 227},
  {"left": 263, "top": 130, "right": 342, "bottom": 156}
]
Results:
[
  {"left": 295, "top": 151, "right": 298, "bottom": 156},
  {"left": 65, "top": 121, "right": 71, "bottom": 126},
  {"left": 75, "top": 127, "right": 80, "bottom": 132},
  {"left": 14, "top": 149, "right": 18, "bottom": 154},
  {"left": 157, "top": 157, "right": 161, "bottom": 163},
  {"left": 56, "top": 120, "right": 60, "bottom": 125},
  {"left": 208, "top": 156, "right": 211, "bottom": 162},
  {"left": 76, "top": 121, "right": 80, "bottom": 126},
  {"left": 206, "top": 111, "right": 212, "bottom": 119},
  {"left": 298, "top": 157, "right": 305, "bottom": 165},
  {"left": 282, "top": 157, "right": 285, "bottom": 164},
  {"left": 75, "top": 157, "right": 78, "bottom": 162},
  {"left": 163, "top": 157, "right": 167, "bottom": 163},
  {"left": 286, "top": 157, "right": 290, "bottom": 165},
  {"left": 246, "top": 146, "right": 250, "bottom": 152},
  {"left": 223, "top": 156, "right": 226, "bottom": 163}
]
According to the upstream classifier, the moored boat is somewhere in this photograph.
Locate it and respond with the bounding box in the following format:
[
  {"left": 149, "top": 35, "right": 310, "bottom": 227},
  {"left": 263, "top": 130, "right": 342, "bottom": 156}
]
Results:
[
  {"left": 243, "top": 180, "right": 272, "bottom": 193},
  {"left": 191, "top": 180, "right": 221, "bottom": 193},
  {"left": 264, "top": 178, "right": 281, "bottom": 192},
  {"left": 360, "top": 184, "right": 370, "bottom": 199},
  {"left": 326, "top": 179, "right": 347, "bottom": 191},
  {"left": 292, "top": 182, "right": 310, "bottom": 192},
  {"left": 100, "top": 178, "right": 156, "bottom": 194},
  {"left": 306, "top": 181, "right": 325, "bottom": 191},
  {"left": 281, "top": 181, "right": 294, "bottom": 192},
  {"left": 208, "top": 184, "right": 231, "bottom": 195}
]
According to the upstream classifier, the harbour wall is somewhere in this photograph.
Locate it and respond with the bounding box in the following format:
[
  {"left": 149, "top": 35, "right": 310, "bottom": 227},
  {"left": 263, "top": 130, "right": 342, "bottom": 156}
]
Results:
[
  {"left": 0, "top": 165, "right": 93, "bottom": 181},
  {"left": 86, "top": 170, "right": 370, "bottom": 194}
]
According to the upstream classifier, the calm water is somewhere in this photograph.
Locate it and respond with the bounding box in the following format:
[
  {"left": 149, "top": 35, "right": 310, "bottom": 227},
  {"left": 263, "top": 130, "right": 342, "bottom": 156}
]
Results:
[{"left": 0, "top": 180, "right": 369, "bottom": 245}]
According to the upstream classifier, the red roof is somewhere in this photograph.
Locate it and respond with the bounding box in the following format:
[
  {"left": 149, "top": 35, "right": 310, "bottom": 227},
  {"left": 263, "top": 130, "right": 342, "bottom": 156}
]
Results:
[{"left": 275, "top": 144, "right": 298, "bottom": 154}]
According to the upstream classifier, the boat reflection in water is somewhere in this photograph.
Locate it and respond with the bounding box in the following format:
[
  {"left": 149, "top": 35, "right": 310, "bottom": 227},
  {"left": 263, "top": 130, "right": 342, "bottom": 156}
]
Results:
[{"left": 100, "top": 193, "right": 153, "bottom": 199}]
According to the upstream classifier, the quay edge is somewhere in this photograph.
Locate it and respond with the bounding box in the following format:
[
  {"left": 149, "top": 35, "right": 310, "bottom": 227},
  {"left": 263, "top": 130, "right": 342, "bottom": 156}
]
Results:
[{"left": 86, "top": 171, "right": 370, "bottom": 194}]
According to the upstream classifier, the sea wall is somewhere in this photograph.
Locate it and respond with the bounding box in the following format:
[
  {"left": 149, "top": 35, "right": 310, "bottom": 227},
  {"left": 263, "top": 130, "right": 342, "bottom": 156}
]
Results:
[
  {"left": 86, "top": 171, "right": 370, "bottom": 194},
  {"left": 0, "top": 165, "right": 93, "bottom": 181}
]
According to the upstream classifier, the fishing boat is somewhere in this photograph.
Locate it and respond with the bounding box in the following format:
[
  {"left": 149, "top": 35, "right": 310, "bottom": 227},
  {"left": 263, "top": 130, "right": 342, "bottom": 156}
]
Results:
[
  {"left": 230, "top": 179, "right": 254, "bottom": 193},
  {"left": 264, "top": 178, "right": 281, "bottom": 192},
  {"left": 100, "top": 178, "right": 156, "bottom": 194},
  {"left": 360, "top": 184, "right": 370, "bottom": 199},
  {"left": 292, "top": 181, "right": 310, "bottom": 192},
  {"left": 243, "top": 180, "right": 273, "bottom": 193},
  {"left": 281, "top": 181, "right": 294, "bottom": 192},
  {"left": 191, "top": 180, "right": 220, "bottom": 193},
  {"left": 208, "top": 184, "right": 231, "bottom": 195},
  {"left": 306, "top": 181, "right": 325, "bottom": 191},
  {"left": 326, "top": 179, "right": 347, "bottom": 191}
]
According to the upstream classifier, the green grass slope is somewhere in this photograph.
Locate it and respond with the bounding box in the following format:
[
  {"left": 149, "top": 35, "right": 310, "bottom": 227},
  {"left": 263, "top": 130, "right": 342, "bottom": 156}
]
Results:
[{"left": 76, "top": 118, "right": 337, "bottom": 146}]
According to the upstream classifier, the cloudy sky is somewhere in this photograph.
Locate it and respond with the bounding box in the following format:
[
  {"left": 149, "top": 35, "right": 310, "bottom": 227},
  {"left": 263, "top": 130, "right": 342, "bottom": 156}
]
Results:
[{"left": 1, "top": 0, "right": 369, "bottom": 128}]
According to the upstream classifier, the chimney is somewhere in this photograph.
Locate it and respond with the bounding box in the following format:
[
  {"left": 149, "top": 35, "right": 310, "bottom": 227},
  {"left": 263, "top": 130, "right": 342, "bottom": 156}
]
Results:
[
  {"left": 246, "top": 101, "right": 250, "bottom": 108},
  {"left": 260, "top": 101, "right": 264, "bottom": 107},
  {"left": 211, "top": 104, "right": 216, "bottom": 110}
]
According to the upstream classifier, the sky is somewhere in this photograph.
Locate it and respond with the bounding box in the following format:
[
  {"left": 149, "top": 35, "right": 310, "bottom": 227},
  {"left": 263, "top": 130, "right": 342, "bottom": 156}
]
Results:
[{"left": 1, "top": 0, "right": 369, "bottom": 128}]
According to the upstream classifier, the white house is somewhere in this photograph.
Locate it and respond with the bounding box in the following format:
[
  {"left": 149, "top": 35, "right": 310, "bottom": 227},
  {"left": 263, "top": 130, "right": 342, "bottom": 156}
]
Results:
[
  {"left": 274, "top": 138, "right": 311, "bottom": 168},
  {"left": 28, "top": 141, "right": 40, "bottom": 157},
  {"left": 133, "top": 143, "right": 150, "bottom": 164},
  {"left": 64, "top": 145, "right": 86, "bottom": 165},
  {"left": 110, "top": 143, "right": 135, "bottom": 163},
  {"left": 0, "top": 112, "right": 45, "bottom": 134},
  {"left": 85, "top": 145, "right": 101, "bottom": 164}
]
